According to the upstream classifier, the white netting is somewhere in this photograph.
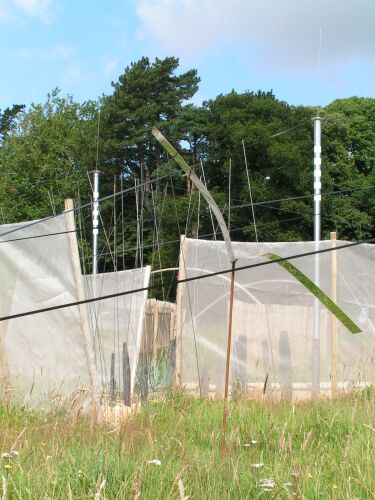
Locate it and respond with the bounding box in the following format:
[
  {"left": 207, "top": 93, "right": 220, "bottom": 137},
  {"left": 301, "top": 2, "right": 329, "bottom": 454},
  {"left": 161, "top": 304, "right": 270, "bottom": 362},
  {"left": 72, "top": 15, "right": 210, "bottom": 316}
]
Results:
[
  {"left": 0, "top": 214, "right": 95, "bottom": 408},
  {"left": 85, "top": 267, "right": 150, "bottom": 396},
  {"left": 178, "top": 238, "right": 375, "bottom": 399},
  {"left": 0, "top": 213, "right": 150, "bottom": 408}
]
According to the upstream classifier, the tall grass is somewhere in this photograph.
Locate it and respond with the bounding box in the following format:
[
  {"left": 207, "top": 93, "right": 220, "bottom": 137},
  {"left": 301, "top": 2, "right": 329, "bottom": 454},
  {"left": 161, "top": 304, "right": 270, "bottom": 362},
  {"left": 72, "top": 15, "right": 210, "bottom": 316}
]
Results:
[{"left": 1, "top": 390, "right": 375, "bottom": 498}]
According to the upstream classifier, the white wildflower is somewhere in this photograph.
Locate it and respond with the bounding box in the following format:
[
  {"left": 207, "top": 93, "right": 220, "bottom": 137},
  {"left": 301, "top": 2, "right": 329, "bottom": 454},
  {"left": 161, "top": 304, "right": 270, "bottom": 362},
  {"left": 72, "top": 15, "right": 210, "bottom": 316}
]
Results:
[
  {"left": 244, "top": 439, "right": 257, "bottom": 447},
  {"left": 259, "top": 478, "right": 275, "bottom": 491},
  {"left": 148, "top": 459, "right": 161, "bottom": 465},
  {"left": 251, "top": 463, "right": 264, "bottom": 468},
  {"left": 11, "top": 451, "right": 19, "bottom": 456},
  {"left": 1, "top": 453, "right": 12, "bottom": 459}
]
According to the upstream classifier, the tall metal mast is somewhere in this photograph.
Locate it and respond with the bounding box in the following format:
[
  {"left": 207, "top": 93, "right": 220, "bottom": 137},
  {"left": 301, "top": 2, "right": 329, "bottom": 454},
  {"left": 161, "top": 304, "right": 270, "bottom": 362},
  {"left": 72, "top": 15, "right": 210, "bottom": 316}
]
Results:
[
  {"left": 92, "top": 170, "right": 100, "bottom": 275},
  {"left": 312, "top": 116, "right": 322, "bottom": 398},
  {"left": 313, "top": 117, "right": 322, "bottom": 241}
]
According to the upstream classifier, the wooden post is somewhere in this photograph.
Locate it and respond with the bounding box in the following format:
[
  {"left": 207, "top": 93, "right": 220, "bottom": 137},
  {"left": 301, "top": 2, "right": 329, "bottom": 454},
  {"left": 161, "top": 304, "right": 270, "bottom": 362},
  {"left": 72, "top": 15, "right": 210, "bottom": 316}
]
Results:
[
  {"left": 169, "top": 304, "right": 176, "bottom": 342},
  {"left": 175, "top": 235, "right": 187, "bottom": 387},
  {"left": 64, "top": 199, "right": 99, "bottom": 413},
  {"left": 110, "top": 352, "right": 116, "bottom": 403},
  {"left": 279, "top": 331, "right": 293, "bottom": 401},
  {"left": 331, "top": 231, "right": 338, "bottom": 397},
  {"left": 236, "top": 334, "right": 247, "bottom": 397},
  {"left": 139, "top": 352, "right": 149, "bottom": 402},
  {"left": 168, "top": 338, "right": 176, "bottom": 383},
  {"left": 221, "top": 261, "right": 236, "bottom": 453},
  {"left": 200, "top": 367, "right": 210, "bottom": 397},
  {"left": 152, "top": 299, "right": 159, "bottom": 357},
  {"left": 122, "top": 342, "right": 131, "bottom": 406}
]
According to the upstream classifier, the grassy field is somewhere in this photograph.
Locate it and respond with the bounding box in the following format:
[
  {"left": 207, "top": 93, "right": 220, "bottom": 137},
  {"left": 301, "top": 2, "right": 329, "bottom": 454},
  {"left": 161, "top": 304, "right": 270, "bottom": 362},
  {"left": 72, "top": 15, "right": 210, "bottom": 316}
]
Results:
[{"left": 1, "top": 390, "right": 375, "bottom": 499}]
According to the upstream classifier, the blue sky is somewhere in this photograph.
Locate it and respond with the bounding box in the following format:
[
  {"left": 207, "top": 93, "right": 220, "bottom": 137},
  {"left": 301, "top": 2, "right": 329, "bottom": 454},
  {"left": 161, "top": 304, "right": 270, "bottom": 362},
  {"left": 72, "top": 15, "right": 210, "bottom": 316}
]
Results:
[{"left": 0, "top": 0, "right": 374, "bottom": 110}]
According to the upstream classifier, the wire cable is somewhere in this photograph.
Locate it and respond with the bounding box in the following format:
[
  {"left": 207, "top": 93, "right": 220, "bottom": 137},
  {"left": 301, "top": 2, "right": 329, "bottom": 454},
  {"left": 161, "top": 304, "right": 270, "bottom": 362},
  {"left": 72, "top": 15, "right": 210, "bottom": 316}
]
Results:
[
  {"left": 0, "top": 174, "right": 172, "bottom": 239},
  {"left": 1, "top": 236, "right": 374, "bottom": 322}
]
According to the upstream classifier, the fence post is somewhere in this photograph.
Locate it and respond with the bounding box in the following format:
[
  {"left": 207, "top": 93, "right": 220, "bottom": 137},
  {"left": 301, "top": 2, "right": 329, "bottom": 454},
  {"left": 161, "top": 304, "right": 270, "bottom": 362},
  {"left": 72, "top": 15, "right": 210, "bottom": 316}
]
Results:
[
  {"left": 110, "top": 352, "right": 116, "bottom": 403},
  {"left": 168, "top": 338, "right": 176, "bottom": 384},
  {"left": 236, "top": 334, "right": 247, "bottom": 397},
  {"left": 152, "top": 299, "right": 159, "bottom": 357},
  {"left": 331, "top": 231, "right": 338, "bottom": 397},
  {"left": 175, "top": 235, "right": 187, "bottom": 387},
  {"left": 200, "top": 367, "right": 210, "bottom": 397},
  {"left": 122, "top": 342, "right": 131, "bottom": 406},
  {"left": 279, "top": 331, "right": 293, "bottom": 401},
  {"left": 137, "top": 349, "right": 148, "bottom": 403}
]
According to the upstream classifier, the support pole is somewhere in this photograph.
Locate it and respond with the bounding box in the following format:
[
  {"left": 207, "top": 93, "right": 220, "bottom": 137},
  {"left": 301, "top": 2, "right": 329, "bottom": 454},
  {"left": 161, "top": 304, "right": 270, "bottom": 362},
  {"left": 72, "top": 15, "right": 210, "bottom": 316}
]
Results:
[
  {"left": 175, "top": 235, "right": 187, "bottom": 387},
  {"left": 122, "top": 343, "right": 131, "bottom": 406},
  {"left": 92, "top": 170, "right": 100, "bottom": 275},
  {"left": 312, "top": 117, "right": 322, "bottom": 399},
  {"left": 221, "top": 261, "right": 236, "bottom": 453},
  {"left": 313, "top": 117, "right": 322, "bottom": 242},
  {"left": 64, "top": 199, "right": 99, "bottom": 414},
  {"left": 331, "top": 231, "right": 338, "bottom": 397}
]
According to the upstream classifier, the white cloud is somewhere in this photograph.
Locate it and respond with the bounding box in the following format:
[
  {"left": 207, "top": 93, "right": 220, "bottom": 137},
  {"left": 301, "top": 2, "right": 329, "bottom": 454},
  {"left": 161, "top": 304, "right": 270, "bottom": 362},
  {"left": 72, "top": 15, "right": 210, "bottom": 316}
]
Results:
[
  {"left": 12, "top": 0, "right": 55, "bottom": 22},
  {"left": 0, "top": 0, "right": 56, "bottom": 22},
  {"left": 103, "top": 57, "right": 120, "bottom": 76},
  {"left": 20, "top": 43, "right": 75, "bottom": 61},
  {"left": 0, "top": 1, "right": 11, "bottom": 19},
  {"left": 136, "top": 0, "right": 375, "bottom": 72}
]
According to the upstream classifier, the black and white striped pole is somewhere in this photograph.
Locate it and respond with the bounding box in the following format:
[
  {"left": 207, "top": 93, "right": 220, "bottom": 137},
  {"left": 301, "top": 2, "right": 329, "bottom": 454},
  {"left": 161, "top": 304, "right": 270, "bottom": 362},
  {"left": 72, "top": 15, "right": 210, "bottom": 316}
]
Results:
[
  {"left": 312, "top": 116, "right": 322, "bottom": 398},
  {"left": 313, "top": 117, "right": 322, "bottom": 242},
  {"left": 92, "top": 170, "right": 100, "bottom": 275}
]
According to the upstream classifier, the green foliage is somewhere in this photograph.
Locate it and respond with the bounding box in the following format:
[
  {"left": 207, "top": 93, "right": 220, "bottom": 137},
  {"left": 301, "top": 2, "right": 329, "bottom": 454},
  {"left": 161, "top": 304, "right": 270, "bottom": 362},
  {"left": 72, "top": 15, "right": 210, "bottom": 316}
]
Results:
[
  {"left": 1, "top": 58, "right": 375, "bottom": 294},
  {"left": 0, "top": 104, "right": 25, "bottom": 143},
  {"left": 0, "top": 89, "right": 98, "bottom": 222},
  {"left": 99, "top": 56, "right": 200, "bottom": 182}
]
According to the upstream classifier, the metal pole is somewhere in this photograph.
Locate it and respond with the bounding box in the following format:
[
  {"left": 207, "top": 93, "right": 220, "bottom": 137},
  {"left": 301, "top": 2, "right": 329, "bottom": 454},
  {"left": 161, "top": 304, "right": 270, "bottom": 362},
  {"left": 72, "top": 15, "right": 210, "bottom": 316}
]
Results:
[
  {"left": 221, "top": 261, "right": 236, "bottom": 453},
  {"left": 92, "top": 170, "right": 100, "bottom": 275},
  {"left": 313, "top": 117, "right": 322, "bottom": 241},
  {"left": 312, "top": 117, "right": 321, "bottom": 398}
]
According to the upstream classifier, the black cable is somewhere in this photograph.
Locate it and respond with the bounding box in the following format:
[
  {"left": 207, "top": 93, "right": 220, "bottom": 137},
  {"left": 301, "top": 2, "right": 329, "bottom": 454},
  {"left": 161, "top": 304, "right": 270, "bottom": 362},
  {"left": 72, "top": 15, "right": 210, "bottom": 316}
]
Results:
[
  {"left": 80, "top": 215, "right": 306, "bottom": 262},
  {"left": 230, "top": 185, "right": 375, "bottom": 211},
  {"left": 1, "top": 236, "right": 374, "bottom": 323},
  {"left": 2, "top": 183, "right": 371, "bottom": 245},
  {"left": 0, "top": 174, "right": 172, "bottom": 239},
  {"left": 0, "top": 229, "right": 80, "bottom": 244}
]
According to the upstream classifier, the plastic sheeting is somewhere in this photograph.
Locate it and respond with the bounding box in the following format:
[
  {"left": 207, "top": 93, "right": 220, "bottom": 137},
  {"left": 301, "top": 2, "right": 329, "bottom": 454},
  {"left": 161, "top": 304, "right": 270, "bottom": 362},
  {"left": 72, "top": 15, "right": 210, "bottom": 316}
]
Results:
[
  {"left": 178, "top": 238, "right": 375, "bottom": 399},
  {"left": 85, "top": 266, "right": 151, "bottom": 396},
  {"left": 0, "top": 214, "right": 96, "bottom": 408},
  {"left": 0, "top": 212, "right": 150, "bottom": 409}
]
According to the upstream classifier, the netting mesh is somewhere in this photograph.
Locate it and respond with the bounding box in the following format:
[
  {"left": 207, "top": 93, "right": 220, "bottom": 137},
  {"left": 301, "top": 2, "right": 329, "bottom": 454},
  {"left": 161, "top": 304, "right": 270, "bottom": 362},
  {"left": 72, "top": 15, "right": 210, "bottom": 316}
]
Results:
[
  {"left": 0, "top": 214, "right": 150, "bottom": 408},
  {"left": 0, "top": 215, "right": 95, "bottom": 407},
  {"left": 178, "top": 238, "right": 375, "bottom": 399},
  {"left": 85, "top": 267, "right": 150, "bottom": 396}
]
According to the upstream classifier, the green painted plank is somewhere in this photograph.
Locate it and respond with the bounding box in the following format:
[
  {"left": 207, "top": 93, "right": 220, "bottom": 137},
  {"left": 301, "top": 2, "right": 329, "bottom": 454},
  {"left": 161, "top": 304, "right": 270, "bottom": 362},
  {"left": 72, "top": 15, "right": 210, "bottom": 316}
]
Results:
[
  {"left": 152, "top": 127, "right": 235, "bottom": 263},
  {"left": 267, "top": 253, "right": 361, "bottom": 334}
]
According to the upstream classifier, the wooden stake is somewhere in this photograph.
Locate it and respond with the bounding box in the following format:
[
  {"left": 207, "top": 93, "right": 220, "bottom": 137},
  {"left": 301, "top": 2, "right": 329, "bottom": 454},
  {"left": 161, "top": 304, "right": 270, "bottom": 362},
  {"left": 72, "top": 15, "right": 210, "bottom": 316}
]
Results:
[
  {"left": 175, "top": 235, "right": 187, "bottom": 387},
  {"left": 152, "top": 299, "right": 158, "bottom": 357},
  {"left": 110, "top": 352, "right": 116, "bottom": 402},
  {"left": 221, "top": 261, "right": 236, "bottom": 453},
  {"left": 122, "top": 343, "right": 131, "bottom": 406},
  {"left": 331, "top": 231, "right": 338, "bottom": 397}
]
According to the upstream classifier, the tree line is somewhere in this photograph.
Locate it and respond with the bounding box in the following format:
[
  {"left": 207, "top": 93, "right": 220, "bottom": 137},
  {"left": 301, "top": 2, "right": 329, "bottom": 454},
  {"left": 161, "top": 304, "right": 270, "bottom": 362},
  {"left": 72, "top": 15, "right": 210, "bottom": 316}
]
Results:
[{"left": 1, "top": 56, "right": 375, "bottom": 296}]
